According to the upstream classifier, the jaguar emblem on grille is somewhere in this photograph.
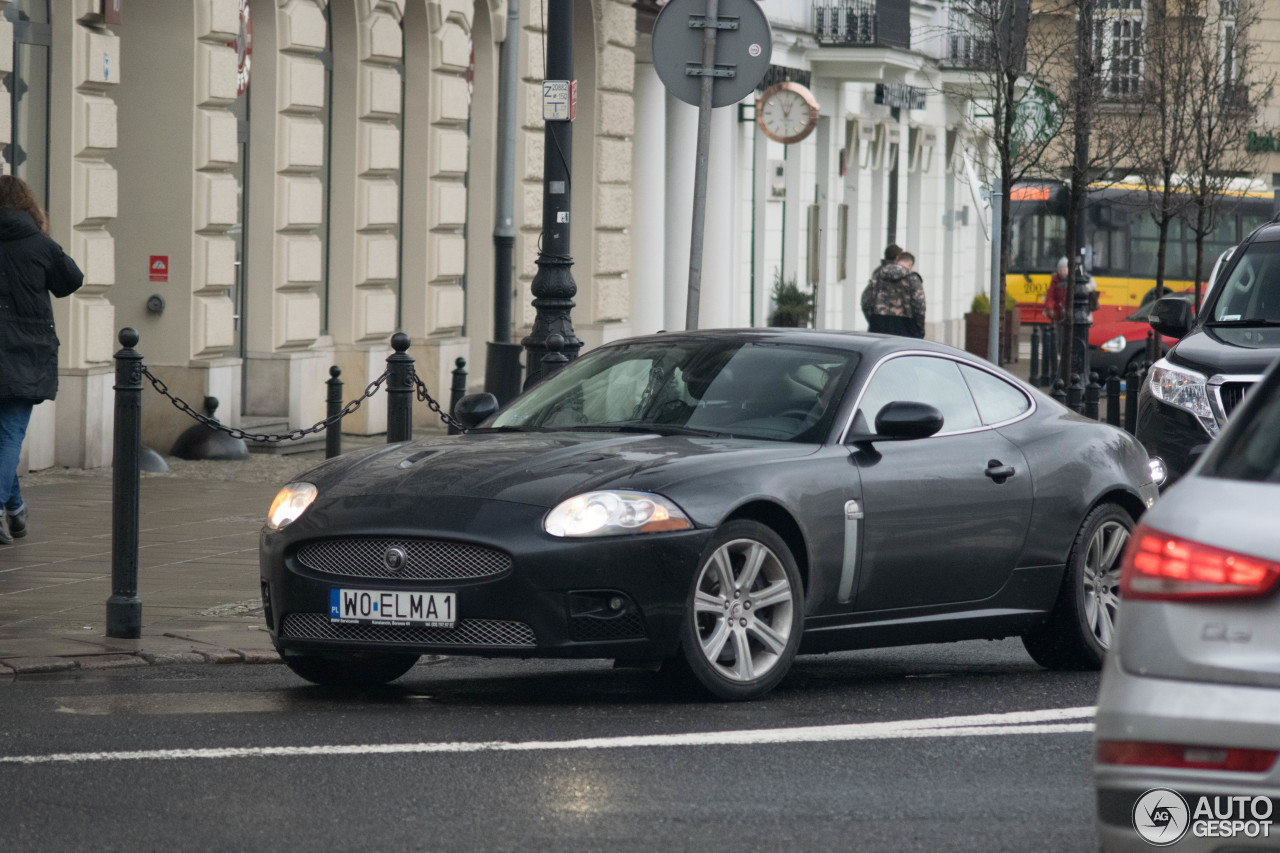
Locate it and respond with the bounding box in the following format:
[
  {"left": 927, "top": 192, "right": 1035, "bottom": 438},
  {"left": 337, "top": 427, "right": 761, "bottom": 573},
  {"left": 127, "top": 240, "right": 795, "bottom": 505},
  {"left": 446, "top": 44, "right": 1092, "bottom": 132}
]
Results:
[{"left": 383, "top": 546, "right": 409, "bottom": 572}]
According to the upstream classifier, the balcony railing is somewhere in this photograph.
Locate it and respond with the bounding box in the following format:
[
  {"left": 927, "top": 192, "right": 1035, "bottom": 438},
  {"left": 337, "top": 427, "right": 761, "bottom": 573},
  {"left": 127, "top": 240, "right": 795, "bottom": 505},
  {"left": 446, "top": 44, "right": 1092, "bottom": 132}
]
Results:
[
  {"left": 941, "top": 32, "right": 997, "bottom": 70},
  {"left": 812, "top": 0, "right": 909, "bottom": 49}
]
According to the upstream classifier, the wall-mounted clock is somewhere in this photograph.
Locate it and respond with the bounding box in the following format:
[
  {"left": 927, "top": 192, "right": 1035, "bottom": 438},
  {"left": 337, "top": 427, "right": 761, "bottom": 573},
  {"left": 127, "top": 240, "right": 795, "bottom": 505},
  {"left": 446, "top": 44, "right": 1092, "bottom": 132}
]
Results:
[{"left": 756, "top": 82, "right": 820, "bottom": 145}]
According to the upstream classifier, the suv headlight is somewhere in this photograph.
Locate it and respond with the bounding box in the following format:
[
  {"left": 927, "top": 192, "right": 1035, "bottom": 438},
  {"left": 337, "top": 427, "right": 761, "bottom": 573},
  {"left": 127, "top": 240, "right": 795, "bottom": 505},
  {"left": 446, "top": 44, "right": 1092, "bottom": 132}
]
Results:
[
  {"left": 545, "top": 491, "right": 692, "bottom": 537},
  {"left": 1100, "top": 335, "right": 1127, "bottom": 353},
  {"left": 1148, "top": 358, "right": 1218, "bottom": 435}
]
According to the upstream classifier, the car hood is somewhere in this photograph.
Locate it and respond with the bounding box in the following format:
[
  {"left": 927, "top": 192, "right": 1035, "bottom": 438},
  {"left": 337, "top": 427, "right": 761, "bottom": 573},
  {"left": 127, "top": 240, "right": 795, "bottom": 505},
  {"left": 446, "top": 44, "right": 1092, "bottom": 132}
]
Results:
[
  {"left": 299, "top": 431, "right": 820, "bottom": 507},
  {"left": 1168, "top": 326, "right": 1280, "bottom": 376}
]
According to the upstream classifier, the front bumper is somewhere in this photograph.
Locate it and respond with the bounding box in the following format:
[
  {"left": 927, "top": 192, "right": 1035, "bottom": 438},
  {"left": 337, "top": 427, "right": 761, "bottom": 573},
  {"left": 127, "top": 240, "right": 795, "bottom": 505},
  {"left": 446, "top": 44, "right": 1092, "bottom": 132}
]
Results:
[
  {"left": 1135, "top": 389, "right": 1213, "bottom": 486},
  {"left": 1094, "top": 652, "right": 1280, "bottom": 853},
  {"left": 260, "top": 494, "right": 712, "bottom": 662}
]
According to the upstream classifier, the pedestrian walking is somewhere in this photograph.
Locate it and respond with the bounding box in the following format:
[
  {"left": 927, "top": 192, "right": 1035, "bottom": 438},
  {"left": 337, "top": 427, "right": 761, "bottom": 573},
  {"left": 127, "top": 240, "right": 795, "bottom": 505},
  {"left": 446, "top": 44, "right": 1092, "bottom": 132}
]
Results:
[
  {"left": 862, "top": 249, "right": 926, "bottom": 339},
  {"left": 0, "top": 174, "right": 84, "bottom": 543}
]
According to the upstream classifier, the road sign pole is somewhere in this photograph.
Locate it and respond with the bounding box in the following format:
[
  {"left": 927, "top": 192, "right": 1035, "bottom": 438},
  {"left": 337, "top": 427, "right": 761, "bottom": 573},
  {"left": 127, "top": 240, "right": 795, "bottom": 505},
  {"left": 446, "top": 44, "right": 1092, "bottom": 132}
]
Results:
[{"left": 685, "top": 0, "right": 720, "bottom": 331}]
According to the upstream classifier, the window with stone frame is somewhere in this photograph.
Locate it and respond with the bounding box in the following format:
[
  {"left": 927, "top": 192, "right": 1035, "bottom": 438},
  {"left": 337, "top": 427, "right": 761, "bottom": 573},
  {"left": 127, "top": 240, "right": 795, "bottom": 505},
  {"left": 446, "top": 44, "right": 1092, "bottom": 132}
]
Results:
[
  {"left": 1219, "top": 2, "right": 1246, "bottom": 108},
  {"left": 1095, "top": 0, "right": 1145, "bottom": 100}
]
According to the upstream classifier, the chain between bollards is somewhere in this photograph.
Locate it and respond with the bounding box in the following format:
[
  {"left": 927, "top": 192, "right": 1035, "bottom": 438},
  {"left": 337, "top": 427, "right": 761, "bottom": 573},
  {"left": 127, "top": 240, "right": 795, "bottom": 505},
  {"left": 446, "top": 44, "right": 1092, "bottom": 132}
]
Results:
[{"left": 108, "top": 328, "right": 143, "bottom": 639}]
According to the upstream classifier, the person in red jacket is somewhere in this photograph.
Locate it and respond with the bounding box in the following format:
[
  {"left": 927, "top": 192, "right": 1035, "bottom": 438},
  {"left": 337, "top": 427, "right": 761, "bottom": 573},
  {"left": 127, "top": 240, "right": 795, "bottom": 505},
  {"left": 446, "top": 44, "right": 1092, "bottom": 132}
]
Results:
[{"left": 0, "top": 175, "right": 84, "bottom": 544}]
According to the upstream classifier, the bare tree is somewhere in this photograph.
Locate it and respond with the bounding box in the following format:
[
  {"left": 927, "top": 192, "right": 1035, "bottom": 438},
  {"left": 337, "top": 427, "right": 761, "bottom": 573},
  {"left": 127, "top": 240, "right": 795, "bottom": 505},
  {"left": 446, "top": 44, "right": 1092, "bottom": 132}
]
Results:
[
  {"left": 1181, "top": 0, "right": 1271, "bottom": 307},
  {"left": 1128, "top": 0, "right": 1199, "bottom": 300},
  {"left": 935, "top": 0, "right": 1076, "bottom": 333}
]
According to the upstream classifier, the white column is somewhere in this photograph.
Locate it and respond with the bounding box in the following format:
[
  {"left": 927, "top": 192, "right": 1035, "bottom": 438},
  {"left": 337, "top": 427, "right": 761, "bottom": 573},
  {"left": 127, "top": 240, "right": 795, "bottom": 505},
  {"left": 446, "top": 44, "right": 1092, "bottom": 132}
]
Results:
[
  {"left": 664, "top": 94, "right": 697, "bottom": 330},
  {"left": 631, "top": 46, "right": 667, "bottom": 336},
  {"left": 700, "top": 105, "right": 736, "bottom": 329},
  {"left": 782, "top": 141, "right": 801, "bottom": 286},
  {"left": 814, "top": 115, "right": 831, "bottom": 329},
  {"left": 752, "top": 124, "right": 768, "bottom": 327}
]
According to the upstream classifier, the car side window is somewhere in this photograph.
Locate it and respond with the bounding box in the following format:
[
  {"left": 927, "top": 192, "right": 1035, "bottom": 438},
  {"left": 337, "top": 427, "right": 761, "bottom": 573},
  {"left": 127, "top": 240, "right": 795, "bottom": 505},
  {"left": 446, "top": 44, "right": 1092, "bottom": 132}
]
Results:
[
  {"left": 856, "top": 356, "right": 982, "bottom": 435},
  {"left": 959, "top": 365, "right": 1032, "bottom": 425}
]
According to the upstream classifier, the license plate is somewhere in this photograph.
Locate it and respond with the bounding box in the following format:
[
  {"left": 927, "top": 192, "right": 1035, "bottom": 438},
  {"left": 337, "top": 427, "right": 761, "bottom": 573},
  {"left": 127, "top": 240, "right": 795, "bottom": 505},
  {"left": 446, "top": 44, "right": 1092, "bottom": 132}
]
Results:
[{"left": 329, "top": 589, "right": 456, "bottom": 628}]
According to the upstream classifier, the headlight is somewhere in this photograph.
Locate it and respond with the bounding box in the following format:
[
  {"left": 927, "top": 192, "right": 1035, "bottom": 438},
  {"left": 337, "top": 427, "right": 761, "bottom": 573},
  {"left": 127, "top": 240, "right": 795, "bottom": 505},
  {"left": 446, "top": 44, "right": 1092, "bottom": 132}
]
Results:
[
  {"left": 267, "top": 482, "right": 318, "bottom": 530},
  {"left": 1147, "top": 358, "right": 1218, "bottom": 435},
  {"left": 545, "top": 491, "right": 692, "bottom": 537},
  {"left": 1101, "top": 335, "right": 1127, "bottom": 353}
]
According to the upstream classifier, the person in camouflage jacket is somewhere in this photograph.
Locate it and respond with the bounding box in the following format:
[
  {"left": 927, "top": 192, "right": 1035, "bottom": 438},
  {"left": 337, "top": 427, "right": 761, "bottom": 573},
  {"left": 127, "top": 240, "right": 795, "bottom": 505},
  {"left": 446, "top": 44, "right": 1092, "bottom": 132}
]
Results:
[{"left": 861, "top": 250, "right": 925, "bottom": 338}]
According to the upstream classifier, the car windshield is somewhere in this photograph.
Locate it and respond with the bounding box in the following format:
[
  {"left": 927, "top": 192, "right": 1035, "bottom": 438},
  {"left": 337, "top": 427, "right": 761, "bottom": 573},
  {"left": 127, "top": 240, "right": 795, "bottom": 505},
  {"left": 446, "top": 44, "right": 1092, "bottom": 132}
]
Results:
[
  {"left": 1202, "top": 372, "right": 1280, "bottom": 482},
  {"left": 1207, "top": 241, "right": 1280, "bottom": 325},
  {"left": 486, "top": 339, "right": 856, "bottom": 442}
]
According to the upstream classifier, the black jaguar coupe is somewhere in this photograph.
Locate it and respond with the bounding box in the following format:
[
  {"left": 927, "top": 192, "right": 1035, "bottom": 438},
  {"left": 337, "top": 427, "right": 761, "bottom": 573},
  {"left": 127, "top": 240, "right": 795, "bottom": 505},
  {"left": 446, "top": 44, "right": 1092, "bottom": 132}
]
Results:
[{"left": 260, "top": 330, "right": 1161, "bottom": 700}]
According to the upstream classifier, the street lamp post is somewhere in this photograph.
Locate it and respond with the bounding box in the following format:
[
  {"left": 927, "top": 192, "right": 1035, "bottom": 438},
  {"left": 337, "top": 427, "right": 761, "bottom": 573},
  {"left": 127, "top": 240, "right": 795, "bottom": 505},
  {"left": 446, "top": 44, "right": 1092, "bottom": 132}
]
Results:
[{"left": 522, "top": 0, "right": 581, "bottom": 388}]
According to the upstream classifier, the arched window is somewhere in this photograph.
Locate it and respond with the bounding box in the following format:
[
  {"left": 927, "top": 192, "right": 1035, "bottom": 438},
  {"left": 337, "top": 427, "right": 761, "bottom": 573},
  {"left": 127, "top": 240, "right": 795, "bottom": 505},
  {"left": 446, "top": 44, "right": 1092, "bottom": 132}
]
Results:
[{"left": 3, "top": 0, "right": 51, "bottom": 208}]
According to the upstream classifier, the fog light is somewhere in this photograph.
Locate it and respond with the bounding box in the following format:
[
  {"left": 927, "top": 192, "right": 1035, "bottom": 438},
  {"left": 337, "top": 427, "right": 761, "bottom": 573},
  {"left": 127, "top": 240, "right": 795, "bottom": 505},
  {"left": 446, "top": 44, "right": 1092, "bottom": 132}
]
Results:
[{"left": 1148, "top": 457, "right": 1167, "bottom": 487}]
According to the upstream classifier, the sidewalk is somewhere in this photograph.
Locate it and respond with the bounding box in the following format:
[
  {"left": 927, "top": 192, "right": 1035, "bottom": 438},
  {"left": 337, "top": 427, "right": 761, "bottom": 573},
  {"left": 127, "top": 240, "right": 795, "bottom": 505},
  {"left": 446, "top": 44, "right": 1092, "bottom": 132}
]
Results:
[{"left": 0, "top": 454, "right": 326, "bottom": 678}]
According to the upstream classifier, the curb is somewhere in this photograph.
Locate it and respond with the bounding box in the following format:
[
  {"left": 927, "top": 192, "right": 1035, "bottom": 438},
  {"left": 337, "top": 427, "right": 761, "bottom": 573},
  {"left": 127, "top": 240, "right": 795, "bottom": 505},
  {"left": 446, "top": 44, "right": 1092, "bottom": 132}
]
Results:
[{"left": 0, "top": 648, "right": 283, "bottom": 681}]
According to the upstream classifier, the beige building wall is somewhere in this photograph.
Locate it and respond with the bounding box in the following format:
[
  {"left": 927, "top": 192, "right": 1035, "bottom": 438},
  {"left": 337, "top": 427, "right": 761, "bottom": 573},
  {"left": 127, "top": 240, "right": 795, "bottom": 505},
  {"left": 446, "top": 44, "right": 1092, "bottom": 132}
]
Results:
[{"left": 7, "top": 0, "right": 636, "bottom": 465}]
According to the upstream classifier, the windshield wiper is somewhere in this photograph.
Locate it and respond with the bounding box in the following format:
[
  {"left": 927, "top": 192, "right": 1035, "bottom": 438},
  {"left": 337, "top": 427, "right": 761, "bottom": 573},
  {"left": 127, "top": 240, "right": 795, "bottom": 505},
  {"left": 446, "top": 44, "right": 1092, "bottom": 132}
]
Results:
[
  {"left": 1206, "top": 318, "right": 1280, "bottom": 328},
  {"left": 468, "top": 425, "right": 545, "bottom": 433},
  {"left": 556, "top": 424, "right": 729, "bottom": 438}
]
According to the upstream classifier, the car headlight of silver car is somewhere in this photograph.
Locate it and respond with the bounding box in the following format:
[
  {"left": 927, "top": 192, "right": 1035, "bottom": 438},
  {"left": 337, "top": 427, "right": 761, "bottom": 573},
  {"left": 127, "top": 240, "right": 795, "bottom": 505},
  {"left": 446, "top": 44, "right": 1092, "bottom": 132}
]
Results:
[
  {"left": 1100, "top": 335, "right": 1127, "bottom": 353},
  {"left": 544, "top": 491, "right": 692, "bottom": 537},
  {"left": 267, "top": 482, "right": 318, "bottom": 530},
  {"left": 1147, "top": 358, "right": 1218, "bottom": 435}
]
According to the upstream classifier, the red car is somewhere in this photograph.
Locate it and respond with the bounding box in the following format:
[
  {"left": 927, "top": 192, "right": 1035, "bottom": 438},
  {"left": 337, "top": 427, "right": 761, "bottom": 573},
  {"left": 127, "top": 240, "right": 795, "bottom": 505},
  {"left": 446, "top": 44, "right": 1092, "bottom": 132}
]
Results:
[{"left": 1088, "top": 293, "right": 1194, "bottom": 378}]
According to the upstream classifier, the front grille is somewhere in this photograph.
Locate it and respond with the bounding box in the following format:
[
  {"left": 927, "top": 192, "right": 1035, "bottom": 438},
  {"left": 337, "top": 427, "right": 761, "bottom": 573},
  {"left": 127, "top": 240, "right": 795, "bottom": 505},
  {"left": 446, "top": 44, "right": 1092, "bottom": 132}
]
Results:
[
  {"left": 570, "top": 611, "right": 646, "bottom": 642},
  {"left": 296, "top": 538, "right": 512, "bottom": 581},
  {"left": 1218, "top": 381, "right": 1254, "bottom": 419},
  {"left": 281, "top": 612, "right": 536, "bottom": 647}
]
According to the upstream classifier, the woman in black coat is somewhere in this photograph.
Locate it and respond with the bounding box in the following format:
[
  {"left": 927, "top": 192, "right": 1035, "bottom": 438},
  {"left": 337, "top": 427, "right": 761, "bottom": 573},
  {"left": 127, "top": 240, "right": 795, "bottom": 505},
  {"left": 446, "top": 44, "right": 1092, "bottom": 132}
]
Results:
[{"left": 0, "top": 174, "right": 84, "bottom": 543}]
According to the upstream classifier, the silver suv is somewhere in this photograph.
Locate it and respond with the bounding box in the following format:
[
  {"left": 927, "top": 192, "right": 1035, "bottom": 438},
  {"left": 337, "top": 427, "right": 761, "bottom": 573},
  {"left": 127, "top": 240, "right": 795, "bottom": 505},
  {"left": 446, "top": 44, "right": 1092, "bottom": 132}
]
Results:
[{"left": 1096, "top": 358, "right": 1280, "bottom": 851}]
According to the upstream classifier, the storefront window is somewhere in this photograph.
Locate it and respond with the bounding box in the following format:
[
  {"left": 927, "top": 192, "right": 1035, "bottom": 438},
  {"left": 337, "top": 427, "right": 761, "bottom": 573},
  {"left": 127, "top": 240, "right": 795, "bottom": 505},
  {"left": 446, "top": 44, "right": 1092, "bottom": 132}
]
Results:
[{"left": 3, "top": 0, "right": 51, "bottom": 209}]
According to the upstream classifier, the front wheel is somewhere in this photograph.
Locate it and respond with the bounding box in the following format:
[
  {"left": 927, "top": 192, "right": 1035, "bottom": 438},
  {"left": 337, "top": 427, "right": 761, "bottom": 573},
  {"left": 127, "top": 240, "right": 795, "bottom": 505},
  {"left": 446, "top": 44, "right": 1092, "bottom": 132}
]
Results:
[
  {"left": 668, "top": 520, "right": 804, "bottom": 701},
  {"left": 1022, "top": 502, "right": 1132, "bottom": 670},
  {"left": 282, "top": 651, "right": 419, "bottom": 687}
]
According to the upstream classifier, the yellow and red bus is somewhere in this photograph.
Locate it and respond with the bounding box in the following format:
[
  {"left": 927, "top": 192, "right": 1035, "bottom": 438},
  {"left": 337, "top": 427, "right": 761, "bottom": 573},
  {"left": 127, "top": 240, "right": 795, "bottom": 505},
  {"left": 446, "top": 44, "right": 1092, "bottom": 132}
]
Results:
[{"left": 1006, "top": 180, "right": 1273, "bottom": 324}]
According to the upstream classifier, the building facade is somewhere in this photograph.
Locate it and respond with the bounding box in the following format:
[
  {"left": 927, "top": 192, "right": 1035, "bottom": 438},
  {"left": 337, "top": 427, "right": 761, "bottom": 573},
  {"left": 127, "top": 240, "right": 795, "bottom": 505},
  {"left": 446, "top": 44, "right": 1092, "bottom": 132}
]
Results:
[{"left": 2, "top": 0, "right": 635, "bottom": 470}]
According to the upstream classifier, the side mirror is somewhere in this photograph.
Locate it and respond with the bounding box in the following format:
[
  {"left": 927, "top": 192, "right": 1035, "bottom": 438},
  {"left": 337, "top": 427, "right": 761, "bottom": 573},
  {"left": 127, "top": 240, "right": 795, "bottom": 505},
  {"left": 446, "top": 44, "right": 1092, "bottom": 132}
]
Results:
[
  {"left": 1149, "top": 296, "right": 1193, "bottom": 340},
  {"left": 846, "top": 401, "right": 945, "bottom": 443},
  {"left": 454, "top": 392, "right": 500, "bottom": 429}
]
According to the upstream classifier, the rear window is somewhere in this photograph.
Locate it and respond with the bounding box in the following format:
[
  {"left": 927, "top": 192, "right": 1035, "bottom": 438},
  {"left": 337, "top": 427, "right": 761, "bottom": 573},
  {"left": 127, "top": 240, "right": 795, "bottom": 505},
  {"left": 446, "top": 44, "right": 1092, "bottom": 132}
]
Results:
[{"left": 1202, "top": 373, "right": 1280, "bottom": 482}]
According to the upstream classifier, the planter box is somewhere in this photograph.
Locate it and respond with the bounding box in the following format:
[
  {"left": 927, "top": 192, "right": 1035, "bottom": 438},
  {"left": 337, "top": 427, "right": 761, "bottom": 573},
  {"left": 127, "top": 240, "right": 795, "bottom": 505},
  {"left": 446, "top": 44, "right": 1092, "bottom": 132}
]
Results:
[{"left": 964, "top": 310, "right": 1020, "bottom": 363}]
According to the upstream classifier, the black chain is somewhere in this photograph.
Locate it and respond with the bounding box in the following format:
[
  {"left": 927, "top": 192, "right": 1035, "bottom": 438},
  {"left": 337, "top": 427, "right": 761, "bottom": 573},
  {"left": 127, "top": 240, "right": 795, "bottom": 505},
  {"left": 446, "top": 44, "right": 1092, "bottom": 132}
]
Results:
[
  {"left": 142, "top": 366, "right": 392, "bottom": 444},
  {"left": 411, "top": 370, "right": 469, "bottom": 434}
]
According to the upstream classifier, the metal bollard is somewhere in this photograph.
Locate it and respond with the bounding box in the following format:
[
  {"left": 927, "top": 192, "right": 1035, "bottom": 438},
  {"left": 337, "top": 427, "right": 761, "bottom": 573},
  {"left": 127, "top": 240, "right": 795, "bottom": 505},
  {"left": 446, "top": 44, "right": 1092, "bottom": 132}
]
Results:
[
  {"left": 326, "top": 365, "right": 343, "bottom": 459},
  {"left": 1106, "top": 367, "right": 1122, "bottom": 427},
  {"left": 1125, "top": 363, "right": 1142, "bottom": 435},
  {"left": 448, "top": 357, "right": 467, "bottom": 436},
  {"left": 1051, "top": 378, "right": 1068, "bottom": 407},
  {"left": 1067, "top": 373, "right": 1084, "bottom": 414},
  {"left": 1085, "top": 372, "right": 1101, "bottom": 421},
  {"left": 1029, "top": 326, "right": 1041, "bottom": 388},
  {"left": 540, "top": 333, "right": 570, "bottom": 380},
  {"left": 386, "top": 333, "right": 414, "bottom": 444},
  {"left": 1040, "top": 324, "right": 1057, "bottom": 387},
  {"left": 108, "top": 328, "right": 143, "bottom": 639}
]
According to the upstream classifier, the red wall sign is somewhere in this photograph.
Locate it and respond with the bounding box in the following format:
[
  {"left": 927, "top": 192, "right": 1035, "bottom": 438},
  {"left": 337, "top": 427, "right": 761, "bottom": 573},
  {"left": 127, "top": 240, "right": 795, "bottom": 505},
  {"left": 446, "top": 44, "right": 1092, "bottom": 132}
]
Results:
[{"left": 149, "top": 255, "right": 169, "bottom": 282}]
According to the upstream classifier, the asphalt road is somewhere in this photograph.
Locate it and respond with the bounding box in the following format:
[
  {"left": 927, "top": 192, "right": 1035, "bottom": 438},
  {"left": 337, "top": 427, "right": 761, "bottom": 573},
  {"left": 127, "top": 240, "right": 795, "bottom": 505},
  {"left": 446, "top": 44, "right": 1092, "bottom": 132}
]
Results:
[{"left": 0, "top": 639, "right": 1101, "bottom": 852}]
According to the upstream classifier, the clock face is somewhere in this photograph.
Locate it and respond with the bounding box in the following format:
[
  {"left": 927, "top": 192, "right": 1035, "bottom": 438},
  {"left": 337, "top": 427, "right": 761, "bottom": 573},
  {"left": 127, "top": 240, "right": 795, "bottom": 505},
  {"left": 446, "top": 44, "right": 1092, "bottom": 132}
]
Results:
[{"left": 757, "top": 83, "right": 819, "bottom": 145}]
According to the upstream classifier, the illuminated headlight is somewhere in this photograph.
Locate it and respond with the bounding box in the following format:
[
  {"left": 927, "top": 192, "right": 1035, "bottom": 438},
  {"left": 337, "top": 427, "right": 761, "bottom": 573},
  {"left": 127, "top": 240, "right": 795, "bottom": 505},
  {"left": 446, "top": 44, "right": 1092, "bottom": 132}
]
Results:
[
  {"left": 545, "top": 491, "right": 692, "bottom": 537},
  {"left": 266, "top": 482, "right": 318, "bottom": 530},
  {"left": 1147, "top": 457, "right": 1167, "bottom": 487},
  {"left": 1148, "top": 358, "right": 1218, "bottom": 435},
  {"left": 1101, "top": 335, "right": 1127, "bottom": 353}
]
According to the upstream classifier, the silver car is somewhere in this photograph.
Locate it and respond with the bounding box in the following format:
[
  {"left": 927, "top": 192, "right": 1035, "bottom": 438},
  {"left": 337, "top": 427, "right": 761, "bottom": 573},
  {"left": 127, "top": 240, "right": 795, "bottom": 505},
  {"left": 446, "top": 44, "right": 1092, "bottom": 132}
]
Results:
[{"left": 1096, "top": 358, "right": 1280, "bottom": 852}]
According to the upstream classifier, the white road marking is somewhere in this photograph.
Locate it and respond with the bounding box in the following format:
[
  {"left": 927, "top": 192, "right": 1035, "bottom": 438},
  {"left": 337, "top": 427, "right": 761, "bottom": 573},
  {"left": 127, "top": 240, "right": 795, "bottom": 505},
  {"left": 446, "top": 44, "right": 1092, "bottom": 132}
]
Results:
[{"left": 0, "top": 706, "right": 1095, "bottom": 766}]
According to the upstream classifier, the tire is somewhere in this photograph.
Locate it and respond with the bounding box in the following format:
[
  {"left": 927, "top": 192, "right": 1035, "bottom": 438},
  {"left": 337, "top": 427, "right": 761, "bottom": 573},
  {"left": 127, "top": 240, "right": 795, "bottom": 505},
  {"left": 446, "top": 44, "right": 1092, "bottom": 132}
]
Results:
[
  {"left": 1023, "top": 502, "right": 1133, "bottom": 670},
  {"left": 282, "top": 651, "right": 419, "bottom": 687},
  {"left": 666, "top": 520, "right": 804, "bottom": 701}
]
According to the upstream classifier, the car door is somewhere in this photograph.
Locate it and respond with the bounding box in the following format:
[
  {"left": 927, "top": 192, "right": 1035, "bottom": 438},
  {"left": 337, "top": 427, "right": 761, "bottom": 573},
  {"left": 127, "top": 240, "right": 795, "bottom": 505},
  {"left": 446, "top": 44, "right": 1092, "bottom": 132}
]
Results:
[{"left": 848, "top": 354, "right": 1033, "bottom": 612}]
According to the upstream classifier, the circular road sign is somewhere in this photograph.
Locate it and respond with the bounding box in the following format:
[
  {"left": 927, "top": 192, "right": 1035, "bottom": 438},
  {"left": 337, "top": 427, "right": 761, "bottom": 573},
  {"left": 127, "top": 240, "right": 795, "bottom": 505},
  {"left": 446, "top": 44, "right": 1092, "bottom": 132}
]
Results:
[{"left": 651, "top": 0, "right": 773, "bottom": 108}]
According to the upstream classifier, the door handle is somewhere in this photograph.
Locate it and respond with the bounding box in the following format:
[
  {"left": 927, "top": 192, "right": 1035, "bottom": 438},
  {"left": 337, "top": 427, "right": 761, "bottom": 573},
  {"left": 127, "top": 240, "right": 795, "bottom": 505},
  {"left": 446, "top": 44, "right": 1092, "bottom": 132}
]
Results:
[{"left": 985, "top": 460, "right": 1015, "bottom": 481}]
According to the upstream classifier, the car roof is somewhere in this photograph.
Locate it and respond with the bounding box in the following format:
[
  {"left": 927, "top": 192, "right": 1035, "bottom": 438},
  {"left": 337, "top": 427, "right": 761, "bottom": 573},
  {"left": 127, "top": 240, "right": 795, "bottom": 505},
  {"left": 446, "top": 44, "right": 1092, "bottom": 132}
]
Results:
[{"left": 601, "top": 328, "right": 973, "bottom": 361}]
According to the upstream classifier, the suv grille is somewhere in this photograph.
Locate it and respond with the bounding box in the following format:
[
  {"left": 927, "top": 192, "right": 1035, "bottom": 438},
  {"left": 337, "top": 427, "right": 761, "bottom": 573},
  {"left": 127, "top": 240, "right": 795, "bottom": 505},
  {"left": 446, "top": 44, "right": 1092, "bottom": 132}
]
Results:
[
  {"left": 282, "top": 612, "right": 536, "bottom": 647},
  {"left": 1217, "top": 381, "right": 1254, "bottom": 419},
  {"left": 296, "top": 538, "right": 512, "bottom": 581}
]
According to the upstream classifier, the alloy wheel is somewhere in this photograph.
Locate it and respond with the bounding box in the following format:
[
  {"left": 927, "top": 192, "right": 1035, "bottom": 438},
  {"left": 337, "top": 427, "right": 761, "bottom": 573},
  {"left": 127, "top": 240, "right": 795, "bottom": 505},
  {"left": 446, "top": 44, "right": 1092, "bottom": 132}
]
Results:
[
  {"left": 692, "top": 537, "right": 796, "bottom": 683},
  {"left": 1083, "top": 519, "right": 1128, "bottom": 649}
]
